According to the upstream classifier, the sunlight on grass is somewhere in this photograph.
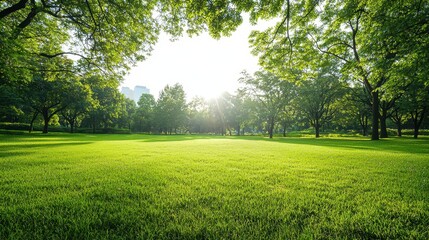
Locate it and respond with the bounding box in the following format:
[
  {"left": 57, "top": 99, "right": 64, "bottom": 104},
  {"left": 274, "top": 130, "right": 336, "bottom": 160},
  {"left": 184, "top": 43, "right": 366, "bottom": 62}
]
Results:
[{"left": 1, "top": 133, "right": 428, "bottom": 239}]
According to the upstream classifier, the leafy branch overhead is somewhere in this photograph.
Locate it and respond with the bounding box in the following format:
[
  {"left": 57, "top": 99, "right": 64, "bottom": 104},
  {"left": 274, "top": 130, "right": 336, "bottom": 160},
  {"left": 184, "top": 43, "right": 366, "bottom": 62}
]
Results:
[{"left": 0, "top": 0, "right": 282, "bottom": 80}]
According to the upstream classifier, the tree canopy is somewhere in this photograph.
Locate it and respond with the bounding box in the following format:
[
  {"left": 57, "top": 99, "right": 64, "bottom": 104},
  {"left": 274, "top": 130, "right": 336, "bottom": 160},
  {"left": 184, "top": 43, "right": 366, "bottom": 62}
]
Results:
[
  {"left": 0, "top": 0, "right": 279, "bottom": 82},
  {"left": 249, "top": 0, "right": 429, "bottom": 140}
]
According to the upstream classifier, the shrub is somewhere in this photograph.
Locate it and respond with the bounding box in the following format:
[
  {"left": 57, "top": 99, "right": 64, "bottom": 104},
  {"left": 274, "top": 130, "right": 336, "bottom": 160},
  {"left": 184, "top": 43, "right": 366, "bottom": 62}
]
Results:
[{"left": 0, "top": 122, "right": 31, "bottom": 131}]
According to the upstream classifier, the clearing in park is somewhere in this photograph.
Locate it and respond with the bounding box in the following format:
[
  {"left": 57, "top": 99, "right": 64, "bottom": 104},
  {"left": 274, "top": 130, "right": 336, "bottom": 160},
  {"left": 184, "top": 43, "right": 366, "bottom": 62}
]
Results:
[{"left": 0, "top": 133, "right": 428, "bottom": 239}]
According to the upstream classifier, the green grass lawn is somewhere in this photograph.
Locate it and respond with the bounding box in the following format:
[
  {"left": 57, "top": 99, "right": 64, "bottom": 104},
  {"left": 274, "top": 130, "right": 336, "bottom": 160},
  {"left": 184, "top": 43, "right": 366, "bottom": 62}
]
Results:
[{"left": 1, "top": 133, "right": 428, "bottom": 239}]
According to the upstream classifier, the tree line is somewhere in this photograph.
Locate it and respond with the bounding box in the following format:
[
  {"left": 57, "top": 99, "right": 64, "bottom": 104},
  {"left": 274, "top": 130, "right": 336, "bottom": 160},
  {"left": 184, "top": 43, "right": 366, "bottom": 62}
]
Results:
[
  {"left": 1, "top": 66, "right": 427, "bottom": 138},
  {"left": 136, "top": 69, "right": 428, "bottom": 138}
]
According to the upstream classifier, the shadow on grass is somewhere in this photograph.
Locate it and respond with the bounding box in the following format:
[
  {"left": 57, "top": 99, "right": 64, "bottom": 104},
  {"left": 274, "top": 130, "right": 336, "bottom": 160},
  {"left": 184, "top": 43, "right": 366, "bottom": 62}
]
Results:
[
  {"left": 1, "top": 131, "right": 428, "bottom": 154},
  {"left": 0, "top": 158, "right": 70, "bottom": 170},
  {"left": 238, "top": 136, "right": 429, "bottom": 154},
  {"left": 136, "top": 134, "right": 429, "bottom": 154},
  {"left": 0, "top": 142, "right": 93, "bottom": 171},
  {"left": 0, "top": 142, "right": 93, "bottom": 159},
  {"left": 0, "top": 131, "right": 226, "bottom": 143},
  {"left": 139, "top": 135, "right": 226, "bottom": 142},
  {"left": 0, "top": 130, "right": 30, "bottom": 135}
]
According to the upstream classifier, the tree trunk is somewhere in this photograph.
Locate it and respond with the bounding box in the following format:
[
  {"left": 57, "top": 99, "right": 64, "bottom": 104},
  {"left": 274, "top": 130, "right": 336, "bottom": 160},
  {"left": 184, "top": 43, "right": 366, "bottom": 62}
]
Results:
[
  {"left": 359, "top": 115, "right": 364, "bottom": 136},
  {"left": 412, "top": 107, "right": 427, "bottom": 139},
  {"left": 314, "top": 118, "right": 320, "bottom": 138},
  {"left": 371, "top": 90, "right": 380, "bottom": 140},
  {"left": 315, "top": 125, "right": 320, "bottom": 138},
  {"left": 268, "top": 118, "right": 275, "bottom": 139},
  {"left": 92, "top": 117, "right": 96, "bottom": 134},
  {"left": 70, "top": 119, "right": 75, "bottom": 133},
  {"left": 236, "top": 124, "right": 240, "bottom": 136},
  {"left": 364, "top": 116, "right": 368, "bottom": 136},
  {"left": 42, "top": 109, "right": 49, "bottom": 134},
  {"left": 397, "top": 122, "right": 402, "bottom": 137},
  {"left": 413, "top": 119, "right": 419, "bottom": 139},
  {"left": 380, "top": 108, "right": 388, "bottom": 138},
  {"left": 29, "top": 111, "right": 38, "bottom": 133},
  {"left": 283, "top": 123, "right": 287, "bottom": 137},
  {"left": 391, "top": 109, "right": 403, "bottom": 137},
  {"left": 361, "top": 115, "right": 368, "bottom": 136}
]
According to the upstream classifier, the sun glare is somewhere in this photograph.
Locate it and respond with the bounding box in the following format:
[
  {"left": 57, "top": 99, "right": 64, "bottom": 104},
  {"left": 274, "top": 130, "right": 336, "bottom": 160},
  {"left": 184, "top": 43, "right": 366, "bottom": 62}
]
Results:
[
  {"left": 124, "top": 16, "right": 266, "bottom": 100},
  {"left": 187, "top": 81, "right": 225, "bottom": 100}
]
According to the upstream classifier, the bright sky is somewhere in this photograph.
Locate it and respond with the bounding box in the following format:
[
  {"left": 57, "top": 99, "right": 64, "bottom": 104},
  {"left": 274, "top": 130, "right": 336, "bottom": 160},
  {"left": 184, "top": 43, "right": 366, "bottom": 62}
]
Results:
[{"left": 122, "top": 17, "right": 273, "bottom": 100}]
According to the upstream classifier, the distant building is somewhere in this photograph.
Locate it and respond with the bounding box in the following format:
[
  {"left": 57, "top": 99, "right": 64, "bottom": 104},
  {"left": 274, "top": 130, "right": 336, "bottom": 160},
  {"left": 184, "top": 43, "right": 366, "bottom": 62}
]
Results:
[
  {"left": 120, "top": 85, "right": 150, "bottom": 104},
  {"left": 134, "top": 85, "right": 150, "bottom": 103},
  {"left": 121, "top": 87, "right": 134, "bottom": 100}
]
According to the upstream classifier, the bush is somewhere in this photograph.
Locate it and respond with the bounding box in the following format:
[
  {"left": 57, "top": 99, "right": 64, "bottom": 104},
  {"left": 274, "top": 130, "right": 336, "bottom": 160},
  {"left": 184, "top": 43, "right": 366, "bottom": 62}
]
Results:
[
  {"left": 401, "top": 129, "right": 429, "bottom": 136},
  {"left": 98, "top": 128, "right": 130, "bottom": 134},
  {"left": 387, "top": 128, "right": 398, "bottom": 136},
  {"left": 47, "top": 126, "right": 70, "bottom": 133},
  {"left": 0, "top": 122, "right": 31, "bottom": 131},
  {"left": 74, "top": 128, "right": 130, "bottom": 134},
  {"left": 0, "top": 122, "right": 131, "bottom": 134}
]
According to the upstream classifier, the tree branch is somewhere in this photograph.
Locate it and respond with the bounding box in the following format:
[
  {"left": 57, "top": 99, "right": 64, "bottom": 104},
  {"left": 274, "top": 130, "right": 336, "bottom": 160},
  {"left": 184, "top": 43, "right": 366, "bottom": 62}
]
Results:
[
  {"left": 309, "top": 33, "right": 350, "bottom": 63},
  {"left": 0, "top": 0, "right": 29, "bottom": 20},
  {"left": 13, "top": 1, "right": 40, "bottom": 37}
]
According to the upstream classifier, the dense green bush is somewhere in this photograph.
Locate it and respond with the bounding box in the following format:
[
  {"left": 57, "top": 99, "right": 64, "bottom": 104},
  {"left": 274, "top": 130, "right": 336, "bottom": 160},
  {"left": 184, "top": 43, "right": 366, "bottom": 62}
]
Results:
[
  {"left": 1, "top": 122, "right": 427, "bottom": 136},
  {"left": 401, "top": 129, "right": 429, "bottom": 136},
  {"left": 0, "top": 122, "right": 31, "bottom": 131},
  {"left": 0, "top": 122, "right": 130, "bottom": 134}
]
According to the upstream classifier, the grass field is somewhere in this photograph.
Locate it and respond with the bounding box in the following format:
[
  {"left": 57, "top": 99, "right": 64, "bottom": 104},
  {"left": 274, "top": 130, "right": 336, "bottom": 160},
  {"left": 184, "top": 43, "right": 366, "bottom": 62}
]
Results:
[{"left": 1, "top": 133, "right": 428, "bottom": 239}]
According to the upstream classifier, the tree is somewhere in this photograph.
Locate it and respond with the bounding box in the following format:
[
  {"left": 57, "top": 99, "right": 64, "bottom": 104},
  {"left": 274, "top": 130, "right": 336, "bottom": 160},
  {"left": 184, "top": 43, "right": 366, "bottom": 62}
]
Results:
[
  {"left": 239, "top": 71, "right": 294, "bottom": 139},
  {"left": 216, "top": 92, "right": 242, "bottom": 136},
  {"left": 0, "top": 0, "right": 271, "bottom": 82},
  {"left": 60, "top": 79, "right": 93, "bottom": 133},
  {"left": 0, "top": 1, "right": 153, "bottom": 78},
  {"left": 208, "top": 97, "right": 227, "bottom": 135},
  {"left": 0, "top": 84, "right": 24, "bottom": 123},
  {"left": 21, "top": 70, "right": 71, "bottom": 133},
  {"left": 278, "top": 104, "right": 296, "bottom": 137},
  {"left": 348, "top": 85, "right": 373, "bottom": 136},
  {"left": 187, "top": 96, "right": 210, "bottom": 134},
  {"left": 84, "top": 75, "right": 123, "bottom": 133},
  {"left": 390, "top": 100, "right": 409, "bottom": 137},
  {"left": 355, "top": 98, "right": 372, "bottom": 137},
  {"left": 1, "top": 0, "right": 76, "bottom": 90},
  {"left": 227, "top": 91, "right": 252, "bottom": 136},
  {"left": 405, "top": 80, "right": 429, "bottom": 138},
  {"left": 117, "top": 98, "right": 136, "bottom": 131},
  {"left": 377, "top": 78, "right": 411, "bottom": 138},
  {"left": 154, "top": 83, "right": 187, "bottom": 134},
  {"left": 249, "top": 0, "right": 429, "bottom": 140},
  {"left": 296, "top": 65, "right": 345, "bottom": 138},
  {"left": 134, "top": 93, "right": 156, "bottom": 133}
]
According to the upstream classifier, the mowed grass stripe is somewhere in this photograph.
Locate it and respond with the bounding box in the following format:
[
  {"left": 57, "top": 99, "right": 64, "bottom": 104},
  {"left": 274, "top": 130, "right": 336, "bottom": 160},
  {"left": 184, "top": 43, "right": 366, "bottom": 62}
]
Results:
[{"left": 0, "top": 133, "right": 428, "bottom": 239}]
